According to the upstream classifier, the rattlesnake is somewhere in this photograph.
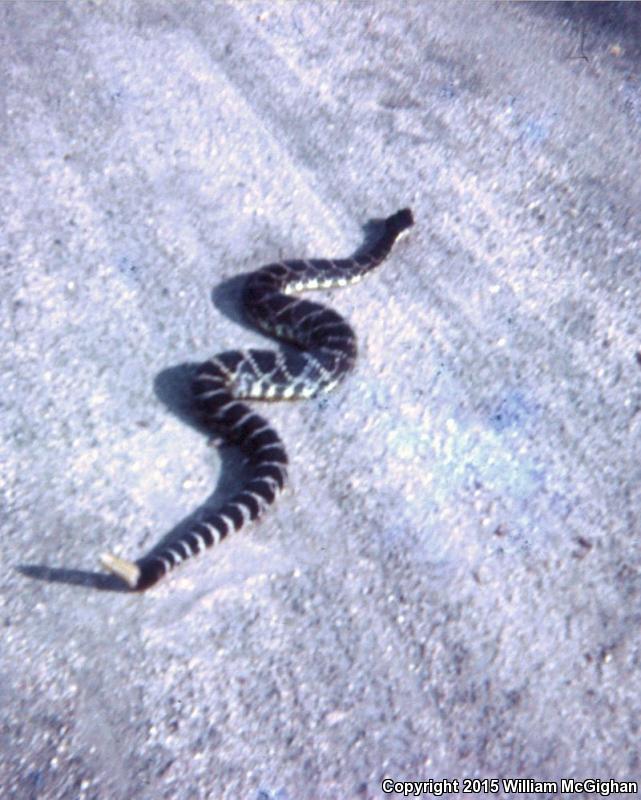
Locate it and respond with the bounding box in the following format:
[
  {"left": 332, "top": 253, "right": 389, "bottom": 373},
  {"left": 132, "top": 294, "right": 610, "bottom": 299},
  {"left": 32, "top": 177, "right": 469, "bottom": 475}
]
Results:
[{"left": 101, "top": 208, "right": 414, "bottom": 590}]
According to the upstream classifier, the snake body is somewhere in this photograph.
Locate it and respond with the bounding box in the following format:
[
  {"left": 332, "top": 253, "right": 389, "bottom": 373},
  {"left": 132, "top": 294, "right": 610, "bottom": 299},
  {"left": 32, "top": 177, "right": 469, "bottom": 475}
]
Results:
[{"left": 101, "top": 208, "right": 414, "bottom": 590}]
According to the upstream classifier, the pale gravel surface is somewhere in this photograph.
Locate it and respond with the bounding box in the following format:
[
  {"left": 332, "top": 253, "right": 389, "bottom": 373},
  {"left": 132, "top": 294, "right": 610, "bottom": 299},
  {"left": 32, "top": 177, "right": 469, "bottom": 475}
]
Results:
[{"left": 2, "top": 2, "right": 641, "bottom": 799}]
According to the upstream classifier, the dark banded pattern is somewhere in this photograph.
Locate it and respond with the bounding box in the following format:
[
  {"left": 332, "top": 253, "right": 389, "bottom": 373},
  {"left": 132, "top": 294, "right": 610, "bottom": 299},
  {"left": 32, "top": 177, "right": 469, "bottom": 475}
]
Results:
[{"left": 100, "top": 208, "right": 414, "bottom": 590}]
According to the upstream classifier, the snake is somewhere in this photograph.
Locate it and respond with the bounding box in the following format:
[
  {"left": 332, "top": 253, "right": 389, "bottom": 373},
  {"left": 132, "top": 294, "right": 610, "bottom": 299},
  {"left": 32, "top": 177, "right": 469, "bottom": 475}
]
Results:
[{"left": 100, "top": 208, "right": 414, "bottom": 590}]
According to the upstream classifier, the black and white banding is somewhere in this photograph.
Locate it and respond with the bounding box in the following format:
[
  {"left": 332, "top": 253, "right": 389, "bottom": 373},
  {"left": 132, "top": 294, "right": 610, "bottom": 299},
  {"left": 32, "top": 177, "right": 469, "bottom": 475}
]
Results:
[{"left": 100, "top": 208, "right": 414, "bottom": 590}]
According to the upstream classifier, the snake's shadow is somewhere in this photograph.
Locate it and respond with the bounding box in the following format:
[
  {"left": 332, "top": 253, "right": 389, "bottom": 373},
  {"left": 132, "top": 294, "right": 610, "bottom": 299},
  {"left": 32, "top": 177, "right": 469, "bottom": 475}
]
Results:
[
  {"left": 17, "top": 213, "right": 391, "bottom": 591},
  {"left": 17, "top": 364, "right": 251, "bottom": 592}
]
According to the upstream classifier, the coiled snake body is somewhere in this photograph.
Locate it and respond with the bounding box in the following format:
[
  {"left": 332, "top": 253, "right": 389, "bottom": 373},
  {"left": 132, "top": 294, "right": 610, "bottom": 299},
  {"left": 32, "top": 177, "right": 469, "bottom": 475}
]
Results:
[{"left": 101, "top": 208, "right": 414, "bottom": 590}]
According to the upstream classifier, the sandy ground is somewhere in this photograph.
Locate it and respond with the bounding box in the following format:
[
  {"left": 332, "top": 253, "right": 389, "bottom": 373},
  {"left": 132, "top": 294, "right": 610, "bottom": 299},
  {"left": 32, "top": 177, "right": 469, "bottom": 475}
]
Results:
[{"left": 2, "top": 2, "right": 641, "bottom": 798}]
